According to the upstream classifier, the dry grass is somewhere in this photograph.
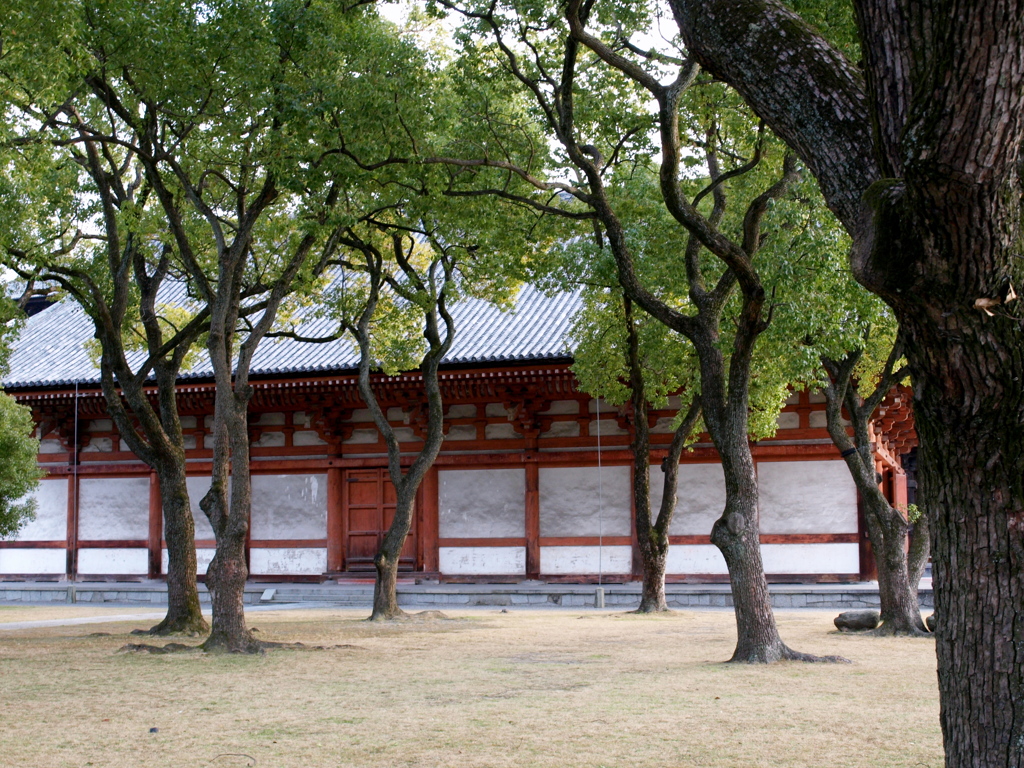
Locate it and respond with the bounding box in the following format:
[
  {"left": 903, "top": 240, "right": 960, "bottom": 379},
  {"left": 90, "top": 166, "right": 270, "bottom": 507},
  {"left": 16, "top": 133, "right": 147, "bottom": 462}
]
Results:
[{"left": 0, "top": 606, "right": 941, "bottom": 768}]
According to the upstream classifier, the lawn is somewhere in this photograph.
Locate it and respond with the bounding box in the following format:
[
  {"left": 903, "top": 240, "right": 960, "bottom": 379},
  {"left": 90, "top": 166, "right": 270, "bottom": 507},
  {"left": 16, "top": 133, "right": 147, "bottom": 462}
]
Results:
[{"left": 0, "top": 606, "right": 941, "bottom": 767}]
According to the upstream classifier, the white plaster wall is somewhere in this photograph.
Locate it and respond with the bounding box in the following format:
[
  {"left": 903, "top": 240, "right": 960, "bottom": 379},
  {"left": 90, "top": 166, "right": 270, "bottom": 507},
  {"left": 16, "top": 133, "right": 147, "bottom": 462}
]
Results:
[
  {"left": 77, "top": 548, "right": 148, "bottom": 574},
  {"left": 447, "top": 404, "right": 477, "bottom": 419},
  {"left": 591, "top": 419, "right": 627, "bottom": 436},
  {"left": 438, "top": 469, "right": 525, "bottom": 538},
  {"left": 540, "top": 421, "right": 580, "bottom": 438},
  {"left": 250, "top": 474, "right": 328, "bottom": 540},
  {"left": 439, "top": 546, "right": 526, "bottom": 575},
  {"left": 664, "top": 543, "right": 859, "bottom": 575},
  {"left": 541, "top": 400, "right": 579, "bottom": 415},
  {"left": 485, "top": 403, "right": 512, "bottom": 418},
  {"left": 249, "top": 547, "right": 327, "bottom": 575},
  {"left": 540, "top": 545, "right": 632, "bottom": 575},
  {"left": 162, "top": 547, "right": 215, "bottom": 575},
  {"left": 539, "top": 465, "right": 631, "bottom": 537},
  {"left": 0, "top": 549, "right": 65, "bottom": 574},
  {"left": 777, "top": 411, "right": 800, "bottom": 429},
  {"left": 758, "top": 460, "right": 858, "bottom": 534},
  {"left": 15, "top": 478, "right": 68, "bottom": 541},
  {"left": 345, "top": 428, "right": 378, "bottom": 444},
  {"left": 665, "top": 545, "right": 729, "bottom": 574},
  {"left": 648, "top": 463, "right": 726, "bottom": 536},
  {"left": 78, "top": 477, "right": 150, "bottom": 540},
  {"left": 252, "top": 431, "right": 286, "bottom": 448},
  {"left": 39, "top": 439, "right": 64, "bottom": 454},
  {"left": 485, "top": 423, "right": 518, "bottom": 440},
  {"left": 184, "top": 476, "right": 217, "bottom": 540},
  {"left": 761, "top": 543, "right": 860, "bottom": 574},
  {"left": 293, "top": 430, "right": 327, "bottom": 446},
  {"left": 255, "top": 412, "right": 286, "bottom": 426},
  {"left": 445, "top": 425, "right": 476, "bottom": 441}
]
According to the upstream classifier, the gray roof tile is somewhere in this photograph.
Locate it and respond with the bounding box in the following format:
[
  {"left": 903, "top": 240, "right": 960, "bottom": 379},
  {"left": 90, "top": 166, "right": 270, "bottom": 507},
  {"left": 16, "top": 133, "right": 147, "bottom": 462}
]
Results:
[{"left": 3, "top": 285, "right": 580, "bottom": 389}]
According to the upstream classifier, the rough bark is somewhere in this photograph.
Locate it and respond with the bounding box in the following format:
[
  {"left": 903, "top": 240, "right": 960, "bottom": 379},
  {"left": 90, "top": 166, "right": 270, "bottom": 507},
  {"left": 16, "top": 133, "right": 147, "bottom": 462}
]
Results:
[
  {"left": 670, "top": 0, "right": 1024, "bottom": 760},
  {"left": 24, "top": 115, "right": 209, "bottom": 637},
  {"left": 149, "top": 462, "right": 205, "bottom": 635},
  {"left": 339, "top": 232, "right": 457, "bottom": 621},
  {"left": 625, "top": 298, "right": 702, "bottom": 614},
  {"left": 200, "top": 381, "right": 261, "bottom": 654},
  {"left": 821, "top": 350, "right": 926, "bottom": 636}
]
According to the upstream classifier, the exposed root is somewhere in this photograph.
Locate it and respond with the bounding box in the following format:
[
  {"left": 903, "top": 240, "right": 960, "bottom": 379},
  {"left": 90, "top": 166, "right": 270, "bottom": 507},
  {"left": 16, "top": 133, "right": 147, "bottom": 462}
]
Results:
[
  {"left": 367, "top": 609, "right": 450, "bottom": 623},
  {"left": 629, "top": 605, "right": 673, "bottom": 615},
  {"left": 127, "top": 614, "right": 209, "bottom": 637},
  {"left": 117, "top": 642, "right": 200, "bottom": 654},
  {"left": 865, "top": 624, "right": 933, "bottom": 638},
  {"left": 118, "top": 640, "right": 363, "bottom": 655},
  {"left": 728, "top": 644, "right": 851, "bottom": 664}
]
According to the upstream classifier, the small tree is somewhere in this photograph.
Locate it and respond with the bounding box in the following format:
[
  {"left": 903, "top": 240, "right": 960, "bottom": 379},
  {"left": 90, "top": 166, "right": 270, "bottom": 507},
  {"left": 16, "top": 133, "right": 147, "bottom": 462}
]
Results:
[
  {"left": 0, "top": 392, "right": 43, "bottom": 539},
  {"left": 820, "top": 336, "right": 929, "bottom": 635}
]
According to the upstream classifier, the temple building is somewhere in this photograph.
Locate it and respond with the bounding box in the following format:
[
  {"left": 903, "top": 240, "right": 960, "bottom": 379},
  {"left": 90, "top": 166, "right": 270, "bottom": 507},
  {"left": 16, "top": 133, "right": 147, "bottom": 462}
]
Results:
[{"left": 0, "top": 288, "right": 916, "bottom": 583}]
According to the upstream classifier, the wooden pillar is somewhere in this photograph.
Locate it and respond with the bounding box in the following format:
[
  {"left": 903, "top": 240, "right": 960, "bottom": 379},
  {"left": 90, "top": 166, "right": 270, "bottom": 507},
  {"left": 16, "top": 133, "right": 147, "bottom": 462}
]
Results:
[
  {"left": 893, "top": 471, "right": 909, "bottom": 509},
  {"left": 65, "top": 470, "right": 79, "bottom": 580},
  {"left": 148, "top": 472, "right": 162, "bottom": 578},
  {"left": 629, "top": 463, "right": 642, "bottom": 579},
  {"left": 326, "top": 467, "right": 344, "bottom": 573},
  {"left": 525, "top": 460, "right": 540, "bottom": 578},
  {"left": 419, "top": 467, "right": 439, "bottom": 573}
]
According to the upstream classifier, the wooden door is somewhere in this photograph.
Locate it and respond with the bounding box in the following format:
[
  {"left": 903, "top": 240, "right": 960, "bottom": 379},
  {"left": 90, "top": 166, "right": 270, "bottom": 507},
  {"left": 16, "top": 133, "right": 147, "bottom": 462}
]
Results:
[{"left": 343, "top": 469, "right": 416, "bottom": 571}]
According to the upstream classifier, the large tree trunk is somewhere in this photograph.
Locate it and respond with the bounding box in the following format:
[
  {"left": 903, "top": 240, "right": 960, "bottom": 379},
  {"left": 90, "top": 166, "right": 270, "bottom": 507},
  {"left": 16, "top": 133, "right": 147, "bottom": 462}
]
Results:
[
  {"left": 200, "top": 391, "right": 260, "bottom": 654},
  {"left": 636, "top": 551, "right": 669, "bottom": 613},
  {"left": 663, "top": 0, "right": 1024, "bottom": 757},
  {"left": 149, "top": 462, "right": 207, "bottom": 635},
  {"left": 903, "top": 313, "right": 1023, "bottom": 765},
  {"left": 712, "top": 440, "right": 793, "bottom": 662}
]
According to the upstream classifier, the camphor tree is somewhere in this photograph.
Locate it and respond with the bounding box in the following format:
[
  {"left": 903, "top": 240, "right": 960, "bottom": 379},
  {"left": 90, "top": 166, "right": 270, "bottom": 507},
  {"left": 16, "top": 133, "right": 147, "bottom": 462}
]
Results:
[
  {"left": 668, "top": 0, "right": 1024, "bottom": 760},
  {"left": 3, "top": 0, "right": 444, "bottom": 651},
  {"left": 0, "top": 1, "right": 215, "bottom": 634},
  {"left": 818, "top": 328, "right": 930, "bottom": 635},
  {"left": 571, "top": 285, "right": 703, "bottom": 613},
  {"left": 0, "top": 291, "right": 42, "bottom": 540},
  {"left": 433, "top": 0, "right": 859, "bottom": 661},
  {"left": 321, "top": 222, "right": 463, "bottom": 620}
]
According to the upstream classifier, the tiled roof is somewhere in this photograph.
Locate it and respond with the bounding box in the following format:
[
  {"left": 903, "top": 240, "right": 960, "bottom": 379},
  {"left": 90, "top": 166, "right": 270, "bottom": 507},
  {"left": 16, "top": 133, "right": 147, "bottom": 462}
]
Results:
[{"left": 3, "top": 285, "right": 580, "bottom": 389}]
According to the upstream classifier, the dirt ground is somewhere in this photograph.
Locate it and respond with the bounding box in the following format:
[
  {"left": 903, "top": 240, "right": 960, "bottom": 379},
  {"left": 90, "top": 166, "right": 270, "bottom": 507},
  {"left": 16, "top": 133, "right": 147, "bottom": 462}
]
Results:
[{"left": 0, "top": 606, "right": 941, "bottom": 768}]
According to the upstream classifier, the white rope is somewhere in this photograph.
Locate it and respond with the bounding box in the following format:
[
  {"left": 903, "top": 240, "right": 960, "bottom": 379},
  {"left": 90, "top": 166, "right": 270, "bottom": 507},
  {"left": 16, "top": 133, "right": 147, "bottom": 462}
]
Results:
[{"left": 595, "top": 396, "right": 604, "bottom": 586}]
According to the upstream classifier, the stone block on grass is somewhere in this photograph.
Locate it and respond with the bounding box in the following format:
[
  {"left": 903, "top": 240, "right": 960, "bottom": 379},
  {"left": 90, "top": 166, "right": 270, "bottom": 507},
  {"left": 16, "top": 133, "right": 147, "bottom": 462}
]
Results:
[{"left": 834, "top": 610, "right": 881, "bottom": 632}]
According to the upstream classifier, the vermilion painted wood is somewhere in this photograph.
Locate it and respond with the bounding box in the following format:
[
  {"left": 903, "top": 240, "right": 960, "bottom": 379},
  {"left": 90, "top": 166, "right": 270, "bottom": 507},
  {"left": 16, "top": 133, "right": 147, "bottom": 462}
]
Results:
[
  {"left": 525, "top": 462, "right": 540, "bottom": 578},
  {"left": 437, "top": 537, "right": 528, "bottom": 547},
  {"left": 76, "top": 540, "right": 148, "bottom": 548},
  {"left": 65, "top": 472, "right": 77, "bottom": 578},
  {"left": 326, "top": 467, "right": 344, "bottom": 572},
  {"left": 147, "top": 472, "right": 162, "bottom": 578},
  {"left": 420, "top": 468, "right": 439, "bottom": 572}
]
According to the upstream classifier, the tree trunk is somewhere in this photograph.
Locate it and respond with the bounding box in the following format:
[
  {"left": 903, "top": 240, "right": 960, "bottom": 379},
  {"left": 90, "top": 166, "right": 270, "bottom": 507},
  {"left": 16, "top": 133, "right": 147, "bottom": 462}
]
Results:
[
  {"left": 863, "top": 492, "right": 926, "bottom": 636},
  {"left": 711, "top": 446, "right": 793, "bottom": 662},
  {"left": 907, "top": 512, "right": 929, "bottom": 592},
  {"left": 200, "top": 393, "right": 260, "bottom": 654},
  {"left": 202, "top": 534, "right": 259, "bottom": 653},
  {"left": 370, "top": 489, "right": 414, "bottom": 620},
  {"left": 636, "top": 551, "right": 669, "bottom": 613},
  {"left": 820, "top": 365, "right": 926, "bottom": 636},
  {"left": 907, "top": 323, "right": 1023, "bottom": 765},
  {"left": 149, "top": 463, "right": 207, "bottom": 635}
]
